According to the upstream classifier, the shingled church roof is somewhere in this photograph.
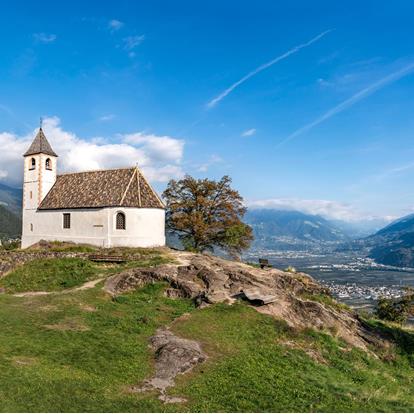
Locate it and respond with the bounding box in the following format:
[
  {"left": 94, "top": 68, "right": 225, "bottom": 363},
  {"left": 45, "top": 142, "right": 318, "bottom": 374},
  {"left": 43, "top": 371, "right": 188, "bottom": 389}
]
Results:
[
  {"left": 38, "top": 167, "right": 164, "bottom": 210},
  {"left": 24, "top": 128, "right": 58, "bottom": 157}
]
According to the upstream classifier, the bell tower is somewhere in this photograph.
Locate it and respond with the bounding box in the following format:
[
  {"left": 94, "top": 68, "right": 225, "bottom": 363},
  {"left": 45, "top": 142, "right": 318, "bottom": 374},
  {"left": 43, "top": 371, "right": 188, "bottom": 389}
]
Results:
[{"left": 22, "top": 126, "right": 58, "bottom": 243}]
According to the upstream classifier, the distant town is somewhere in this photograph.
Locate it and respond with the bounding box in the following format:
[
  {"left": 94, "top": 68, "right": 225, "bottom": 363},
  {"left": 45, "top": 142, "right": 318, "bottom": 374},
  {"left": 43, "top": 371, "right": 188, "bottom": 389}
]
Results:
[{"left": 246, "top": 247, "right": 414, "bottom": 309}]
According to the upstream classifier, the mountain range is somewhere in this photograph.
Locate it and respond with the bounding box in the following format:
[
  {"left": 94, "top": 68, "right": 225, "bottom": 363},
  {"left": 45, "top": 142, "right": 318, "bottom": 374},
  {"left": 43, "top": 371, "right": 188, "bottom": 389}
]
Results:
[
  {"left": 0, "top": 182, "right": 22, "bottom": 213},
  {"left": 364, "top": 214, "right": 414, "bottom": 268},
  {"left": 244, "top": 208, "right": 414, "bottom": 268},
  {"left": 0, "top": 205, "right": 21, "bottom": 239},
  {"left": 244, "top": 209, "right": 349, "bottom": 250},
  {"left": 0, "top": 183, "right": 22, "bottom": 240}
]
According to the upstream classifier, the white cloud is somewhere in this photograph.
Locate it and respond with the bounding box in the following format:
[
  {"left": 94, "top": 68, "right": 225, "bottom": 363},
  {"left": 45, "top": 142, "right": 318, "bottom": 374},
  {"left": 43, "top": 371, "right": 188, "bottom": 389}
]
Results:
[
  {"left": 108, "top": 19, "right": 124, "bottom": 31},
  {"left": 197, "top": 165, "right": 208, "bottom": 172},
  {"left": 241, "top": 128, "right": 256, "bottom": 137},
  {"left": 246, "top": 198, "right": 381, "bottom": 222},
  {"left": 33, "top": 33, "right": 57, "bottom": 43},
  {"left": 123, "top": 35, "right": 145, "bottom": 51},
  {"left": 99, "top": 114, "right": 116, "bottom": 122},
  {"left": 123, "top": 132, "right": 184, "bottom": 163},
  {"left": 196, "top": 154, "right": 223, "bottom": 172},
  {"left": 0, "top": 117, "right": 185, "bottom": 186}
]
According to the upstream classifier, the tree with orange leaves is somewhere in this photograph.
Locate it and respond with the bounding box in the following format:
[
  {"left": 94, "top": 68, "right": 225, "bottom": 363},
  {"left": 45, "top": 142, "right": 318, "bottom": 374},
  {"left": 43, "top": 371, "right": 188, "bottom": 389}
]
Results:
[{"left": 163, "top": 175, "right": 253, "bottom": 255}]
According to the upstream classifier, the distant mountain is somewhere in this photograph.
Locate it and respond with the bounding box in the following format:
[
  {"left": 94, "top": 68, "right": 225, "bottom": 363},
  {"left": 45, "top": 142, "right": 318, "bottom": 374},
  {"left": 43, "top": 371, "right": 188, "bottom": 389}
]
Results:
[
  {"left": 330, "top": 218, "right": 390, "bottom": 239},
  {"left": 376, "top": 214, "right": 414, "bottom": 236},
  {"left": 0, "top": 182, "right": 22, "bottom": 214},
  {"left": 366, "top": 214, "right": 414, "bottom": 267},
  {"left": 245, "top": 209, "right": 349, "bottom": 251},
  {"left": 0, "top": 205, "right": 21, "bottom": 239}
]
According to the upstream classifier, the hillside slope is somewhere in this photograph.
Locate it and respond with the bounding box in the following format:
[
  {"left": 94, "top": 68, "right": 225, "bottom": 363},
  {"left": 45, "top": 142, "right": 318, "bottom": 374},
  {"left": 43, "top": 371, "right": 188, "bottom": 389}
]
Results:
[
  {"left": 0, "top": 205, "right": 21, "bottom": 239},
  {"left": 0, "top": 182, "right": 22, "bottom": 214},
  {"left": 0, "top": 246, "right": 413, "bottom": 412},
  {"left": 245, "top": 209, "right": 348, "bottom": 250},
  {"left": 366, "top": 214, "right": 414, "bottom": 267}
]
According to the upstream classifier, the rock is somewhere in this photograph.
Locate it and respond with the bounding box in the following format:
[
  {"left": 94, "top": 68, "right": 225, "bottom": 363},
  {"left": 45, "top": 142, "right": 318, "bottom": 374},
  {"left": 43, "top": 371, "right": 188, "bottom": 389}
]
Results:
[
  {"left": 241, "top": 288, "right": 278, "bottom": 305},
  {"left": 132, "top": 328, "right": 206, "bottom": 402},
  {"left": 104, "top": 250, "right": 390, "bottom": 352}
]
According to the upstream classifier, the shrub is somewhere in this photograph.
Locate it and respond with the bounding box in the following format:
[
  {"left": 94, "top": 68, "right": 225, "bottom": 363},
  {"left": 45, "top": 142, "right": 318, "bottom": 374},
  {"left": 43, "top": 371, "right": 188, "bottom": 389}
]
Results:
[
  {"left": 1, "top": 239, "right": 21, "bottom": 250},
  {"left": 374, "top": 293, "right": 414, "bottom": 324}
]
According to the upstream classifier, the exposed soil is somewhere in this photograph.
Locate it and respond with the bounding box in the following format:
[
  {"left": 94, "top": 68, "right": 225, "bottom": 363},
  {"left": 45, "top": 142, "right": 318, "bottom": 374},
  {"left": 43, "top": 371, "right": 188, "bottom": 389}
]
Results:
[
  {"left": 43, "top": 317, "right": 90, "bottom": 332},
  {"left": 12, "top": 277, "right": 104, "bottom": 297}
]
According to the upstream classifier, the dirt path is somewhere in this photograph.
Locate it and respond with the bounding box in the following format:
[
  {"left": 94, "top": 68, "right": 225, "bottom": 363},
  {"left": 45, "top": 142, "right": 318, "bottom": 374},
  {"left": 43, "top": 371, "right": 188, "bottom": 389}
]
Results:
[{"left": 13, "top": 277, "right": 105, "bottom": 297}]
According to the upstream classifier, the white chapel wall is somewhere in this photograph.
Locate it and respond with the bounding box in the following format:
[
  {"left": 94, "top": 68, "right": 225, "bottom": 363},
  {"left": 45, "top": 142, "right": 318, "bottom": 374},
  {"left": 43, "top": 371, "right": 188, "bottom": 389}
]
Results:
[{"left": 21, "top": 207, "right": 166, "bottom": 249}]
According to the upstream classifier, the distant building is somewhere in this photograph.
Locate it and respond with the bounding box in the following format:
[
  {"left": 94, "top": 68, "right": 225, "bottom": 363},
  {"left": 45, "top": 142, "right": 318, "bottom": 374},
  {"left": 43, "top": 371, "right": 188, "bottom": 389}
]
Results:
[{"left": 21, "top": 128, "right": 165, "bottom": 249}]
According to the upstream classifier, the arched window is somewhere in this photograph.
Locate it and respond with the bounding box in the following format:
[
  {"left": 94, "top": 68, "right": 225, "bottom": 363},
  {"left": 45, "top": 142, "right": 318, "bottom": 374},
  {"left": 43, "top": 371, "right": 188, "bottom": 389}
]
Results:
[
  {"left": 30, "top": 223, "right": 33, "bottom": 232},
  {"left": 116, "top": 212, "right": 126, "bottom": 230},
  {"left": 29, "top": 158, "right": 36, "bottom": 170},
  {"left": 45, "top": 158, "right": 52, "bottom": 170}
]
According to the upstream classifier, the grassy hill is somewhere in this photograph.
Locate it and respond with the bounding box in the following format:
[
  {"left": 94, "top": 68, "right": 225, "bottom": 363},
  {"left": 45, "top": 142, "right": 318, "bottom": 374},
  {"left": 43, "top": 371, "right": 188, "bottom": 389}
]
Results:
[
  {"left": 0, "top": 246, "right": 414, "bottom": 412},
  {"left": 0, "top": 182, "right": 22, "bottom": 214},
  {"left": 0, "top": 205, "right": 21, "bottom": 239}
]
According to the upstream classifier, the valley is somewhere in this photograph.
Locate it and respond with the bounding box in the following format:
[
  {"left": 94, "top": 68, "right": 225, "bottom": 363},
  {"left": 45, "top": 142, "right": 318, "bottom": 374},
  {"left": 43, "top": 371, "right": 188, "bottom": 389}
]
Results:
[
  {"left": 245, "top": 247, "right": 414, "bottom": 311},
  {"left": 245, "top": 208, "right": 414, "bottom": 312}
]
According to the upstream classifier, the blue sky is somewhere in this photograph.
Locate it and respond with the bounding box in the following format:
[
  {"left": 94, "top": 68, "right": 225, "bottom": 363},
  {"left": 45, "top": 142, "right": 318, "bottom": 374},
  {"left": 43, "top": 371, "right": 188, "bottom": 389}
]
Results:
[{"left": 1, "top": 0, "right": 414, "bottom": 222}]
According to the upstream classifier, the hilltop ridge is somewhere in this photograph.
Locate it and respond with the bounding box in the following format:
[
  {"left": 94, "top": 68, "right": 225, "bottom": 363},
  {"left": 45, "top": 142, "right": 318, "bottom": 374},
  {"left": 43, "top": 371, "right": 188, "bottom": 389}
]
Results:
[
  {"left": 105, "top": 249, "right": 386, "bottom": 352},
  {"left": 0, "top": 244, "right": 414, "bottom": 411}
]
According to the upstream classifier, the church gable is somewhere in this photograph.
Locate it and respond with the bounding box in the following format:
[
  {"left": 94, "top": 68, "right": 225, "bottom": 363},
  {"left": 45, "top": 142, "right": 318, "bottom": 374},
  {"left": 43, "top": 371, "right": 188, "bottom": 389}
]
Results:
[
  {"left": 121, "top": 168, "right": 164, "bottom": 208},
  {"left": 38, "top": 167, "right": 164, "bottom": 210}
]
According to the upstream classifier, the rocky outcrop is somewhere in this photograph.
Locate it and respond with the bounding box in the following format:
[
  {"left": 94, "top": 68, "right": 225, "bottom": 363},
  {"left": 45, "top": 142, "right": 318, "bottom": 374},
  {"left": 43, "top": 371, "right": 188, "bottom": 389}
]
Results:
[
  {"left": 105, "top": 251, "right": 388, "bottom": 351},
  {"left": 132, "top": 328, "right": 206, "bottom": 403}
]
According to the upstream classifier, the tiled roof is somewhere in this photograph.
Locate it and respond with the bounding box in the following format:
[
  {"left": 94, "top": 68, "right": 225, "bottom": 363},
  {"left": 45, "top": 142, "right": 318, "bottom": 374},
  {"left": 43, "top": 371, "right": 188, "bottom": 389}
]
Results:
[
  {"left": 24, "top": 128, "right": 58, "bottom": 157},
  {"left": 39, "top": 167, "right": 164, "bottom": 210}
]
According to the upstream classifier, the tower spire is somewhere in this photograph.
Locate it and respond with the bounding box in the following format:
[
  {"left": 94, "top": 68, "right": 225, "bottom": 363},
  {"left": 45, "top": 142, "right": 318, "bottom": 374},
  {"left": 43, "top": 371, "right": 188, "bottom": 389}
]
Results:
[{"left": 23, "top": 124, "right": 58, "bottom": 157}]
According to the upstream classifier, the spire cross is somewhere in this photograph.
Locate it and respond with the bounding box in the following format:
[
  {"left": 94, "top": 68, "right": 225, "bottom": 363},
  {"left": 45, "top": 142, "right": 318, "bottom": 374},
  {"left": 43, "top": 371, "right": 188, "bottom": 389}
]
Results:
[{"left": 39, "top": 117, "right": 43, "bottom": 129}]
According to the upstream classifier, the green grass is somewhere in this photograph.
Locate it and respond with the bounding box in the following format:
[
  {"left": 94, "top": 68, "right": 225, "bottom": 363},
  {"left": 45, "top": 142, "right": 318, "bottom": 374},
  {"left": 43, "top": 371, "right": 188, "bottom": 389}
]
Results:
[
  {"left": 0, "top": 253, "right": 172, "bottom": 293},
  {"left": 24, "top": 241, "right": 98, "bottom": 253},
  {"left": 3, "top": 286, "right": 414, "bottom": 412},
  {"left": 1, "top": 251, "right": 414, "bottom": 412},
  {"left": 0, "top": 282, "right": 194, "bottom": 412},
  {"left": 24, "top": 241, "right": 171, "bottom": 256},
  {"left": 245, "top": 261, "right": 261, "bottom": 268},
  {"left": 169, "top": 304, "right": 414, "bottom": 412},
  {"left": 300, "top": 291, "right": 351, "bottom": 312},
  {"left": 0, "top": 258, "right": 102, "bottom": 293}
]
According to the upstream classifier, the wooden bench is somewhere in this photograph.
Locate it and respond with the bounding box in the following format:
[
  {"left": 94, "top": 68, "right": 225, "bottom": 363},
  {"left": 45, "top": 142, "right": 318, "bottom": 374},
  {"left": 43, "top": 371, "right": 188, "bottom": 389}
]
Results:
[
  {"left": 88, "top": 254, "right": 126, "bottom": 263},
  {"left": 259, "top": 258, "right": 272, "bottom": 269}
]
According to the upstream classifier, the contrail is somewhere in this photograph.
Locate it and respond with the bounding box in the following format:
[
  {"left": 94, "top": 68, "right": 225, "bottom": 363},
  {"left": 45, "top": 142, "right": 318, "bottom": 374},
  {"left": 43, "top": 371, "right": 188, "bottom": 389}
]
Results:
[
  {"left": 276, "top": 62, "right": 414, "bottom": 148},
  {"left": 206, "top": 29, "right": 332, "bottom": 109}
]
